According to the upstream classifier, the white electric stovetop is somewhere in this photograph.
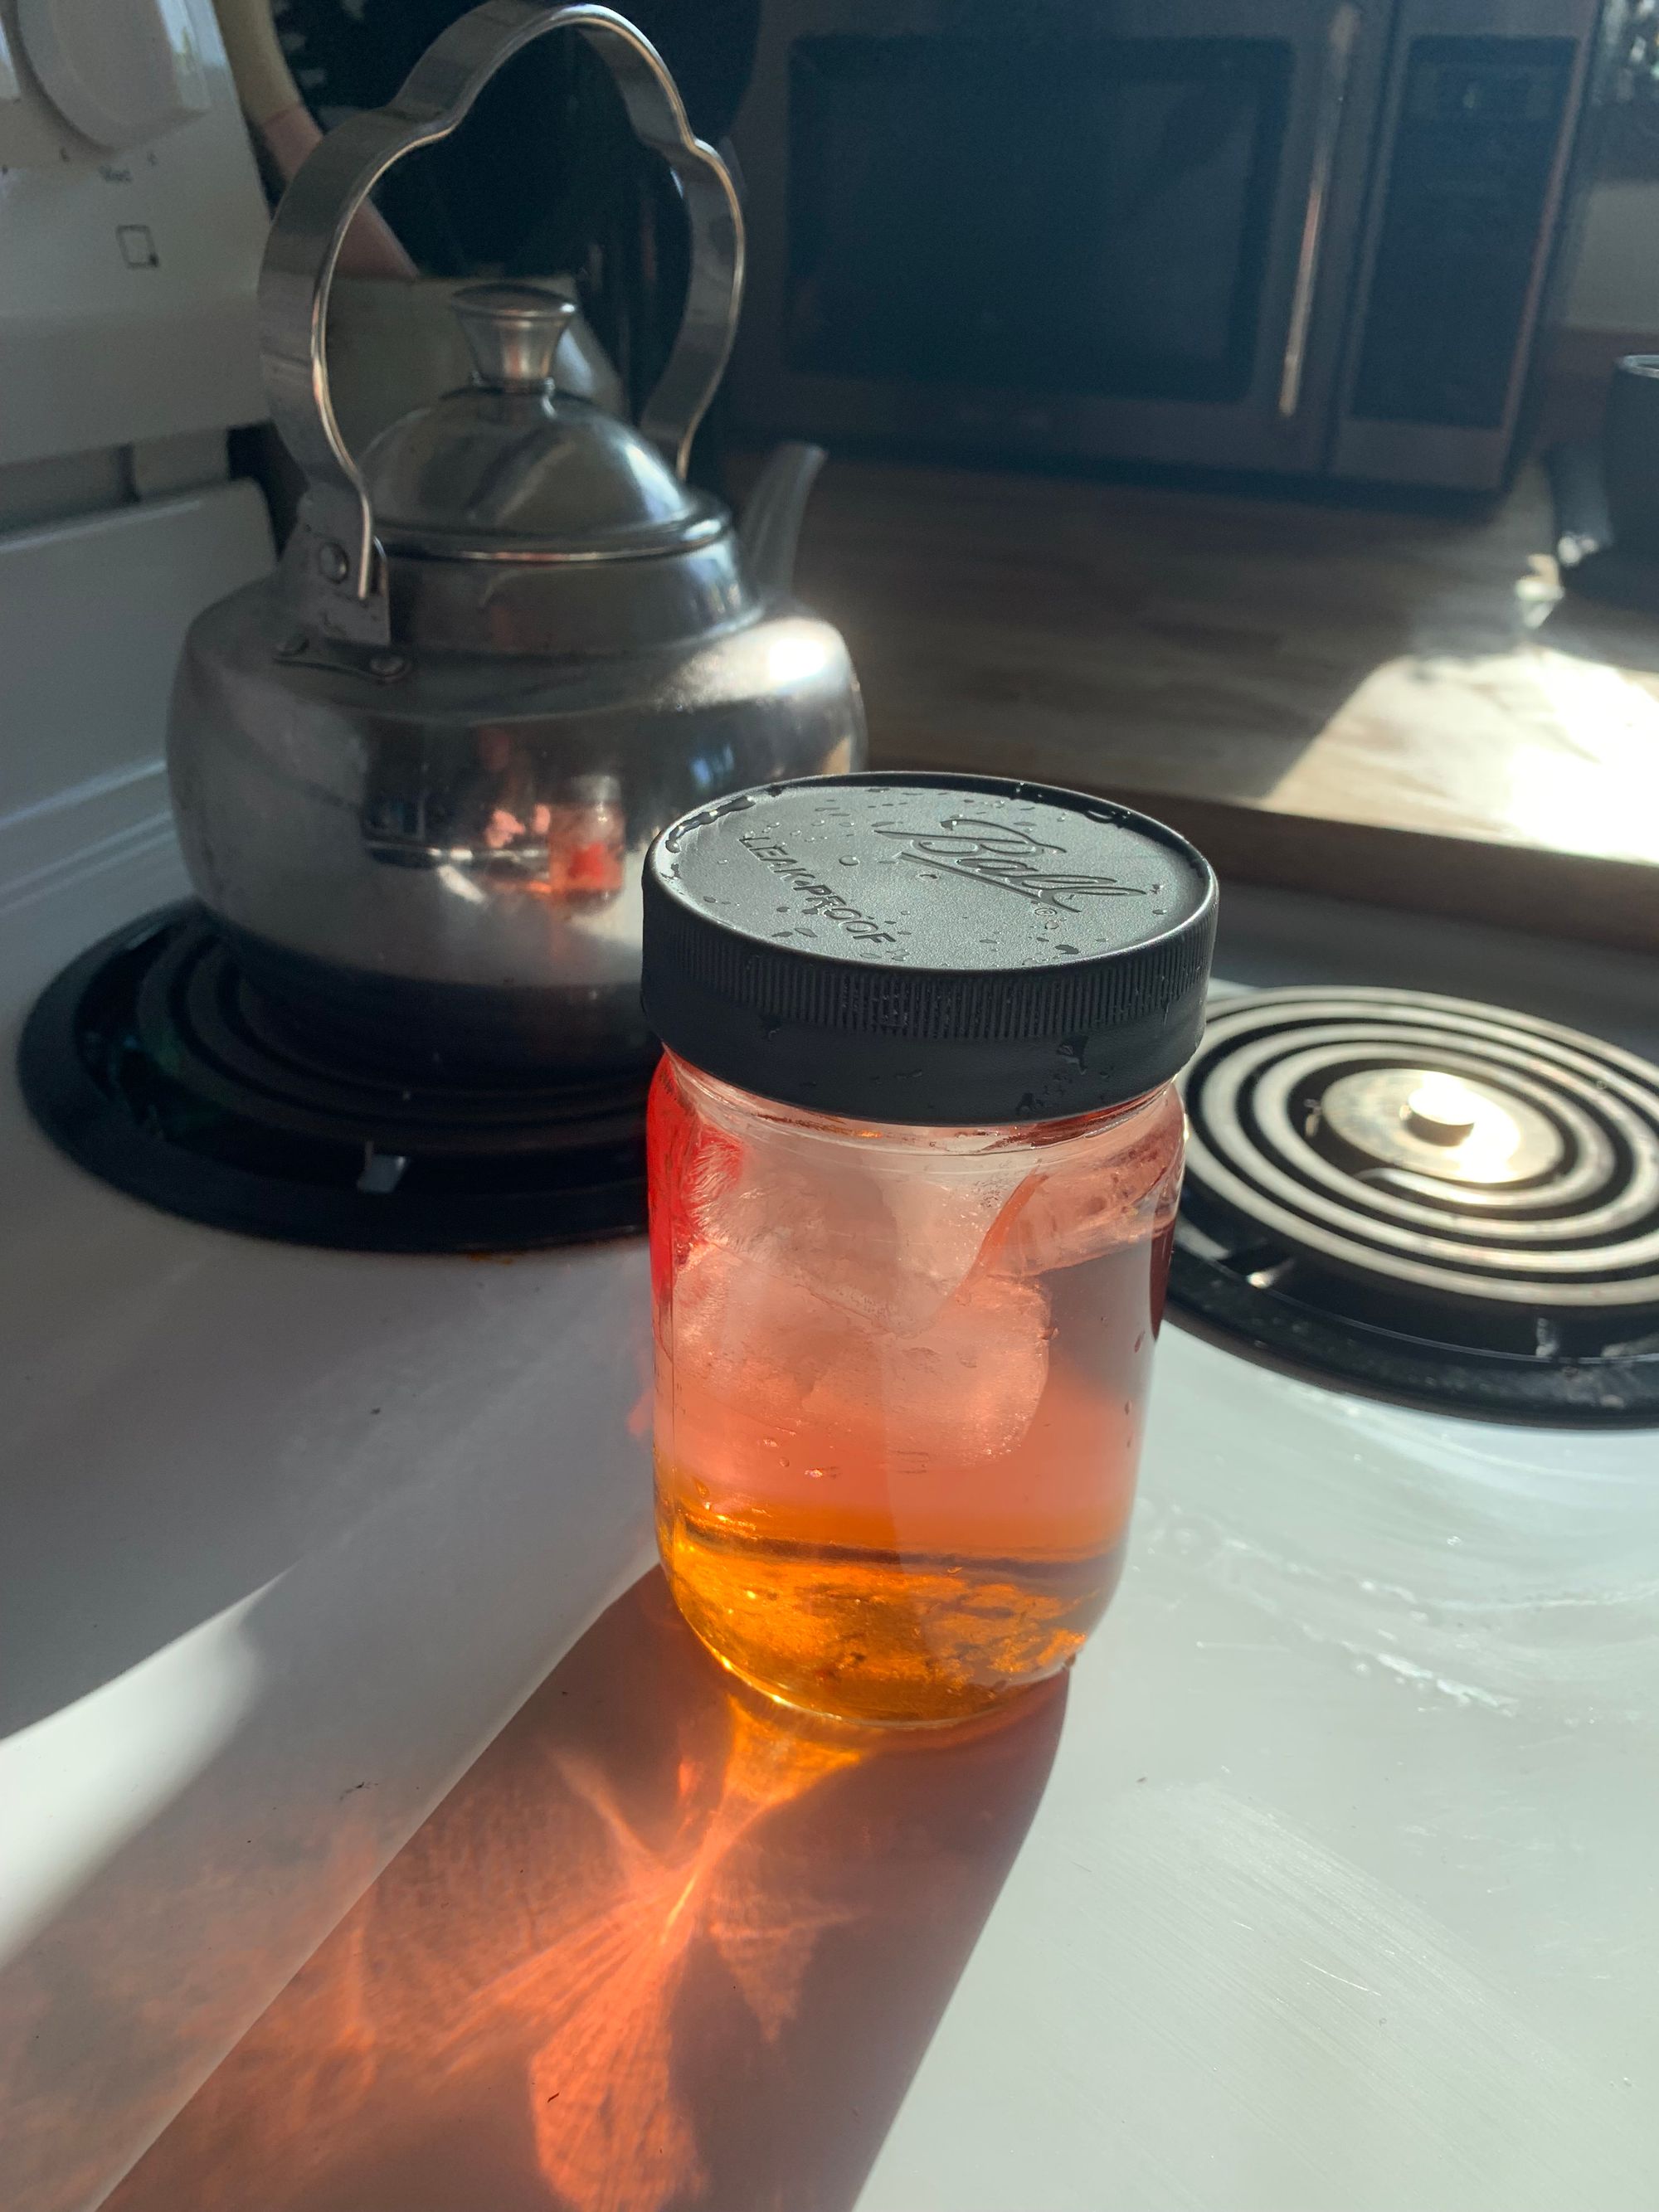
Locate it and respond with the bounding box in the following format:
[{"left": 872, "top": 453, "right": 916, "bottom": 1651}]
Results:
[{"left": 5, "top": 830, "right": 1657, "bottom": 2212}]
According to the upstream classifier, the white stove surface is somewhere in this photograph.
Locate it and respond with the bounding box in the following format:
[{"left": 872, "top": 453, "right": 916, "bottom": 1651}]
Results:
[
  {"left": 5, "top": 834, "right": 1658, "bottom": 2212},
  {"left": 866, "top": 1299, "right": 1659, "bottom": 2210},
  {"left": 1, "top": 839, "right": 654, "bottom": 2212}
]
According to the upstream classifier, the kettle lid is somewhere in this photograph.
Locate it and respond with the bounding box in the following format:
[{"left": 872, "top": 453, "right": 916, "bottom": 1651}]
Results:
[{"left": 361, "top": 283, "right": 724, "bottom": 562}]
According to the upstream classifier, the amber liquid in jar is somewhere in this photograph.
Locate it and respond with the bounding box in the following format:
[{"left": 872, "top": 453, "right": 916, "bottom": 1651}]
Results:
[{"left": 649, "top": 1053, "right": 1184, "bottom": 1726}]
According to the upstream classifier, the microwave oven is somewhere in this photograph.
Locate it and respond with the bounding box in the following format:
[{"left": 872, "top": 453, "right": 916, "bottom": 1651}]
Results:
[{"left": 727, "top": 0, "right": 1610, "bottom": 491}]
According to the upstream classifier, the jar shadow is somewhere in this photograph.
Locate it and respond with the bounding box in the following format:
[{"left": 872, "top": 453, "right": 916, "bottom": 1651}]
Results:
[{"left": 109, "top": 1569, "right": 1068, "bottom": 2212}]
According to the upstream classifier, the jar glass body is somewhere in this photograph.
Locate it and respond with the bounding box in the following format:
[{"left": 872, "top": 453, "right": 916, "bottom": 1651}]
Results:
[{"left": 648, "top": 1051, "right": 1185, "bottom": 1726}]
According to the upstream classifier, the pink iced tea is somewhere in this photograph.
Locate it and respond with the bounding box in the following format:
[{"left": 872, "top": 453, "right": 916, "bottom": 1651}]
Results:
[{"left": 649, "top": 1055, "right": 1185, "bottom": 1725}]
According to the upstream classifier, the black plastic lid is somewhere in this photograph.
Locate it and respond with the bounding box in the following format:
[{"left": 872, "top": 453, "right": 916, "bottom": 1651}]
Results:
[{"left": 641, "top": 774, "right": 1217, "bottom": 1125}]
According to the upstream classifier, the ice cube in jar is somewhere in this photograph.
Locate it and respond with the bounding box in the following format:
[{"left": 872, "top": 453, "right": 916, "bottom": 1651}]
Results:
[{"left": 643, "top": 774, "right": 1215, "bottom": 1726}]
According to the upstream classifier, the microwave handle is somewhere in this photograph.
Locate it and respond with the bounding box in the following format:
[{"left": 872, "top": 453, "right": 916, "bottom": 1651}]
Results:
[{"left": 1278, "top": 2, "right": 1360, "bottom": 419}]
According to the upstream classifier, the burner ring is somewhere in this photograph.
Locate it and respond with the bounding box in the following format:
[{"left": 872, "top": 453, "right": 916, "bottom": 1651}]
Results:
[
  {"left": 1169, "top": 987, "right": 1659, "bottom": 1423},
  {"left": 1318, "top": 1067, "right": 1565, "bottom": 1184},
  {"left": 1248, "top": 1037, "right": 1621, "bottom": 1224},
  {"left": 1245, "top": 1033, "right": 1645, "bottom": 1235},
  {"left": 19, "top": 905, "right": 648, "bottom": 1253},
  {"left": 133, "top": 916, "right": 645, "bottom": 1155},
  {"left": 1185, "top": 998, "right": 1659, "bottom": 1308}
]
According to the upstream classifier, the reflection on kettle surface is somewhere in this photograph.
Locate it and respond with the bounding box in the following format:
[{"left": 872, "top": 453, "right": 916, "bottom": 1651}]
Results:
[
  {"left": 365, "top": 732, "right": 625, "bottom": 905},
  {"left": 542, "top": 775, "right": 626, "bottom": 900},
  {"left": 474, "top": 727, "right": 547, "bottom": 858},
  {"left": 108, "top": 1574, "right": 1064, "bottom": 2212}
]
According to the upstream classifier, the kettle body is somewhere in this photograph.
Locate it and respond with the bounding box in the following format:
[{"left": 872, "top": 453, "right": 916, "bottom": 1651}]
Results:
[
  {"left": 167, "top": 2, "right": 864, "bottom": 1079},
  {"left": 169, "top": 513, "right": 861, "bottom": 1077}
]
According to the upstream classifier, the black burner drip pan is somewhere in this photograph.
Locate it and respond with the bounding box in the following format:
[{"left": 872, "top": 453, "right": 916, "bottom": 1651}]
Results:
[
  {"left": 18, "top": 904, "right": 649, "bottom": 1253},
  {"left": 1166, "top": 1238, "right": 1659, "bottom": 1426}
]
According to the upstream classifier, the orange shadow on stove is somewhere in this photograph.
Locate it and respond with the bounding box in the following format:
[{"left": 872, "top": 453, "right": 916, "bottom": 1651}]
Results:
[{"left": 109, "top": 1571, "right": 1065, "bottom": 2212}]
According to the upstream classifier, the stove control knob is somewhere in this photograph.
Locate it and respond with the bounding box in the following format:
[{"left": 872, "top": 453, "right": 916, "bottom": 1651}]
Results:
[{"left": 16, "top": 0, "right": 210, "bottom": 152}]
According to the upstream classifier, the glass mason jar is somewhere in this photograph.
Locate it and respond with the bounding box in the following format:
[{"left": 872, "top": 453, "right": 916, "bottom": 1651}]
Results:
[{"left": 642, "top": 774, "right": 1216, "bottom": 1727}]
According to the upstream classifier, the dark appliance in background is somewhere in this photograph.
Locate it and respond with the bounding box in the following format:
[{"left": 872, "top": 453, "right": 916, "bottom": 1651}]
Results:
[{"left": 729, "top": 0, "right": 1613, "bottom": 492}]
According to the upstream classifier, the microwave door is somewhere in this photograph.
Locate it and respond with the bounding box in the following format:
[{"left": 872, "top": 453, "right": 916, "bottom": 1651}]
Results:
[{"left": 728, "top": 0, "right": 1394, "bottom": 476}]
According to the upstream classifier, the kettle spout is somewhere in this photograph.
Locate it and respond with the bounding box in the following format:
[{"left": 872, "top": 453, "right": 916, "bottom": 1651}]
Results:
[{"left": 737, "top": 441, "right": 826, "bottom": 600}]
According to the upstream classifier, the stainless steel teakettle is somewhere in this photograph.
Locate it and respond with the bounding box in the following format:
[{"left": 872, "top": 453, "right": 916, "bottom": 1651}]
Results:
[{"left": 168, "top": 2, "right": 864, "bottom": 1080}]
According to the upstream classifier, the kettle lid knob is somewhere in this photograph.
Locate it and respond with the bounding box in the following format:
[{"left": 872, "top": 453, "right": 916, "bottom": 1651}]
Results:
[{"left": 452, "top": 282, "right": 577, "bottom": 392}]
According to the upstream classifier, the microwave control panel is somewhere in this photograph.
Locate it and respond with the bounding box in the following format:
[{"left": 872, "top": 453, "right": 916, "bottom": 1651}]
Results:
[{"left": 1349, "top": 36, "right": 1577, "bottom": 431}]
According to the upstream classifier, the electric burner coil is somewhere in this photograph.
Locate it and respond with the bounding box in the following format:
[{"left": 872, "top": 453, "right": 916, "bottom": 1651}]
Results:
[
  {"left": 20, "top": 906, "right": 648, "bottom": 1252},
  {"left": 1169, "top": 988, "right": 1659, "bottom": 1424}
]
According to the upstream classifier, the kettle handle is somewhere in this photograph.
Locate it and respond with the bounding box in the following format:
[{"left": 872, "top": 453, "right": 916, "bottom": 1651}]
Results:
[{"left": 260, "top": 1, "right": 744, "bottom": 646}]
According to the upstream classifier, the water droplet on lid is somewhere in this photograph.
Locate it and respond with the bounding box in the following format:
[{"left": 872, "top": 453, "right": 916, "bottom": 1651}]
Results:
[
  {"left": 1056, "top": 943, "right": 1080, "bottom": 955},
  {"left": 839, "top": 855, "right": 859, "bottom": 866},
  {"left": 805, "top": 1466, "right": 826, "bottom": 1480}
]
